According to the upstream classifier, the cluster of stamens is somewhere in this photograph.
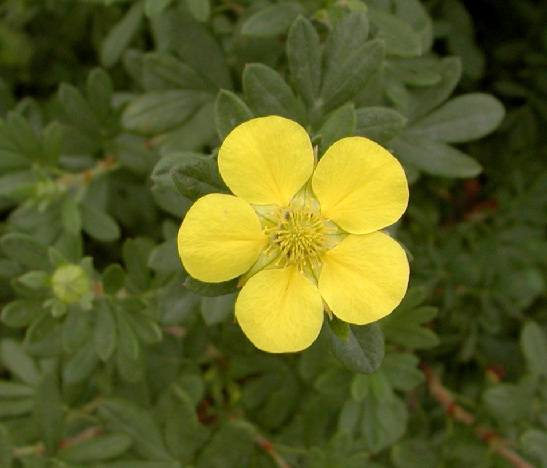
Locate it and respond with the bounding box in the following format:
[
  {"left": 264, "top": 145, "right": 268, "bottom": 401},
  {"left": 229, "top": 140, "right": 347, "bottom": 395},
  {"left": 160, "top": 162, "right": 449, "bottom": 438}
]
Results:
[{"left": 264, "top": 205, "right": 335, "bottom": 271}]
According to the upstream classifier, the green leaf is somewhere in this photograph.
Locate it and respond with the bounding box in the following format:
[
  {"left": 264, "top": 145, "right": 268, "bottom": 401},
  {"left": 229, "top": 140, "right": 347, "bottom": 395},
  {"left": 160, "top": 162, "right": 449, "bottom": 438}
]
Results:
[
  {"left": 369, "top": 9, "right": 422, "bottom": 57},
  {"left": 102, "top": 264, "right": 127, "bottom": 295},
  {"left": 243, "top": 63, "right": 305, "bottom": 122},
  {"left": 86, "top": 68, "right": 114, "bottom": 123},
  {"left": 391, "top": 136, "right": 482, "bottom": 178},
  {"left": 361, "top": 393, "right": 407, "bottom": 453},
  {"left": 99, "top": 398, "right": 174, "bottom": 461},
  {"left": 392, "top": 438, "right": 439, "bottom": 468},
  {"left": 1, "top": 233, "right": 49, "bottom": 269},
  {"left": 0, "top": 424, "right": 13, "bottom": 468},
  {"left": 1, "top": 300, "right": 46, "bottom": 327},
  {"left": 58, "top": 433, "right": 133, "bottom": 462},
  {"left": 161, "top": 385, "right": 209, "bottom": 462},
  {"left": 122, "top": 237, "right": 154, "bottom": 292},
  {"left": 521, "top": 430, "right": 547, "bottom": 468},
  {"left": 406, "top": 93, "right": 505, "bottom": 143},
  {"left": 170, "top": 153, "right": 228, "bottom": 201},
  {"left": 323, "top": 322, "right": 385, "bottom": 374},
  {"left": 63, "top": 341, "right": 100, "bottom": 384},
  {"left": 0, "top": 339, "right": 40, "bottom": 385},
  {"left": 318, "top": 103, "right": 356, "bottom": 153},
  {"left": 195, "top": 420, "right": 257, "bottom": 468},
  {"left": 287, "top": 16, "right": 321, "bottom": 107},
  {"left": 381, "top": 353, "right": 424, "bottom": 391},
  {"left": 144, "top": 0, "right": 171, "bottom": 17},
  {"left": 142, "top": 52, "right": 207, "bottom": 91},
  {"left": 61, "top": 196, "right": 82, "bottom": 235},
  {"left": 148, "top": 239, "right": 181, "bottom": 273},
  {"left": 394, "top": 0, "right": 433, "bottom": 53},
  {"left": 124, "top": 310, "right": 162, "bottom": 344},
  {"left": 4, "top": 112, "right": 41, "bottom": 158},
  {"left": 184, "top": 276, "right": 239, "bottom": 297},
  {"left": 122, "top": 90, "right": 212, "bottom": 134},
  {"left": 200, "top": 293, "right": 237, "bottom": 326},
  {"left": 33, "top": 372, "right": 64, "bottom": 454},
  {"left": 214, "top": 90, "right": 253, "bottom": 140},
  {"left": 62, "top": 310, "right": 92, "bottom": 352},
  {"left": 0, "top": 398, "right": 34, "bottom": 417},
  {"left": 80, "top": 203, "right": 121, "bottom": 242},
  {"left": 354, "top": 107, "right": 407, "bottom": 144},
  {"left": 320, "top": 39, "right": 385, "bottom": 112},
  {"left": 115, "top": 308, "right": 142, "bottom": 382},
  {"left": 520, "top": 321, "right": 547, "bottom": 376},
  {"left": 328, "top": 316, "right": 350, "bottom": 343},
  {"left": 483, "top": 383, "right": 532, "bottom": 423},
  {"left": 101, "top": 1, "right": 145, "bottom": 67},
  {"left": 186, "top": 0, "right": 210, "bottom": 22},
  {"left": 155, "top": 8, "right": 231, "bottom": 89},
  {"left": 324, "top": 11, "right": 369, "bottom": 77},
  {"left": 241, "top": 2, "right": 304, "bottom": 37},
  {"left": 58, "top": 83, "right": 101, "bottom": 135},
  {"left": 407, "top": 57, "right": 462, "bottom": 120},
  {"left": 94, "top": 301, "right": 118, "bottom": 361},
  {"left": 0, "top": 380, "right": 34, "bottom": 397}
]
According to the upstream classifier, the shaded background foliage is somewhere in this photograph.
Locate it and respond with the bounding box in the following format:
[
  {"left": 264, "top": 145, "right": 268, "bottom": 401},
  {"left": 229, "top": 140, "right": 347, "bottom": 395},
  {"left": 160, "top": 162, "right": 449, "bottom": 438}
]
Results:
[{"left": 0, "top": 0, "right": 545, "bottom": 467}]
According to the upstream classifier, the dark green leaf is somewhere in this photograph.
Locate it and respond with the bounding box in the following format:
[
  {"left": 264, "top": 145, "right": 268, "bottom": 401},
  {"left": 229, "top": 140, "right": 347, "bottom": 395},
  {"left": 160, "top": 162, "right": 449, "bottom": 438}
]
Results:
[
  {"left": 0, "top": 424, "right": 13, "bottom": 468},
  {"left": 483, "top": 383, "right": 532, "bottom": 423},
  {"left": 361, "top": 394, "right": 407, "bottom": 452},
  {"left": 186, "top": 0, "right": 210, "bottom": 22},
  {"left": 381, "top": 353, "right": 424, "bottom": 391},
  {"left": 170, "top": 153, "right": 228, "bottom": 201},
  {"left": 1, "top": 233, "right": 49, "bottom": 269},
  {"left": 287, "top": 16, "right": 321, "bottom": 107},
  {"left": 124, "top": 310, "right": 162, "bottom": 344},
  {"left": 1, "top": 300, "right": 46, "bottom": 327},
  {"left": 184, "top": 276, "right": 239, "bottom": 297},
  {"left": 318, "top": 103, "right": 356, "bottom": 153},
  {"left": 142, "top": 52, "right": 206, "bottom": 91},
  {"left": 87, "top": 68, "right": 114, "bottom": 123},
  {"left": 101, "top": 1, "right": 145, "bottom": 67},
  {"left": 214, "top": 90, "right": 253, "bottom": 140},
  {"left": 320, "top": 40, "right": 385, "bottom": 112},
  {"left": 58, "top": 83, "right": 101, "bottom": 135},
  {"left": 148, "top": 239, "right": 181, "bottom": 272},
  {"left": 99, "top": 398, "right": 173, "bottom": 461},
  {"left": 102, "top": 264, "right": 127, "bottom": 295},
  {"left": 33, "top": 372, "right": 63, "bottom": 454},
  {"left": 145, "top": 0, "right": 171, "bottom": 17},
  {"left": 62, "top": 310, "right": 93, "bottom": 352},
  {"left": 407, "top": 57, "right": 462, "bottom": 120},
  {"left": 122, "top": 90, "right": 212, "bottom": 134},
  {"left": 63, "top": 341, "right": 100, "bottom": 384},
  {"left": 243, "top": 63, "right": 305, "bottom": 122},
  {"left": 520, "top": 321, "right": 547, "bottom": 376},
  {"left": 323, "top": 322, "right": 385, "bottom": 374},
  {"left": 0, "top": 339, "right": 40, "bottom": 385},
  {"left": 392, "top": 438, "right": 439, "bottom": 468},
  {"left": 241, "top": 2, "right": 304, "bottom": 37},
  {"left": 354, "top": 107, "right": 407, "bottom": 144},
  {"left": 200, "top": 293, "right": 237, "bottom": 326},
  {"left": 58, "top": 433, "right": 132, "bottom": 462},
  {"left": 391, "top": 136, "right": 482, "bottom": 178},
  {"left": 406, "top": 93, "right": 505, "bottom": 143},
  {"left": 0, "top": 380, "right": 34, "bottom": 397},
  {"left": 369, "top": 9, "right": 422, "bottom": 57},
  {"left": 521, "top": 430, "right": 547, "bottom": 468},
  {"left": 80, "top": 203, "right": 120, "bottom": 242},
  {"left": 195, "top": 420, "right": 256, "bottom": 468},
  {"left": 324, "top": 12, "right": 369, "bottom": 76},
  {"left": 94, "top": 301, "right": 118, "bottom": 361}
]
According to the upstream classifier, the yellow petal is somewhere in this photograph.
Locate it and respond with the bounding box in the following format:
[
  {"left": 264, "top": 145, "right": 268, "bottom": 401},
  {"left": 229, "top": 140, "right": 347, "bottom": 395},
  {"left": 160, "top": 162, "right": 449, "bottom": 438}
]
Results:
[
  {"left": 218, "top": 116, "right": 314, "bottom": 206},
  {"left": 319, "top": 232, "right": 409, "bottom": 325},
  {"left": 312, "top": 137, "right": 409, "bottom": 234},
  {"left": 235, "top": 266, "right": 323, "bottom": 353},
  {"left": 178, "top": 194, "right": 267, "bottom": 282}
]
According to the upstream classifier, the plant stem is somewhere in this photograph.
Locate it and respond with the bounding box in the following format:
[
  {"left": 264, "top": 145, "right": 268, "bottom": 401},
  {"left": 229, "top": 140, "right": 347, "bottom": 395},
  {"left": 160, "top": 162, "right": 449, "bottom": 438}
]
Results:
[{"left": 421, "top": 362, "right": 534, "bottom": 468}]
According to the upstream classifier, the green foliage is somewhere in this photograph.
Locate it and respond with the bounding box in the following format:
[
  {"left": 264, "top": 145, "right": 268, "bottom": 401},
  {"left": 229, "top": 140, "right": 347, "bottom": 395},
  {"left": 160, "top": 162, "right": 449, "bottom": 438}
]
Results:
[{"left": 0, "top": 0, "right": 545, "bottom": 467}]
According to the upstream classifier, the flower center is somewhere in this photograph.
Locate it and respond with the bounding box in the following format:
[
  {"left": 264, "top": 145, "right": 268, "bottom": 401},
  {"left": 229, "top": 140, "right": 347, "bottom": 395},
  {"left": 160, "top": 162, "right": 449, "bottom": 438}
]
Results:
[{"left": 266, "top": 206, "right": 329, "bottom": 270}]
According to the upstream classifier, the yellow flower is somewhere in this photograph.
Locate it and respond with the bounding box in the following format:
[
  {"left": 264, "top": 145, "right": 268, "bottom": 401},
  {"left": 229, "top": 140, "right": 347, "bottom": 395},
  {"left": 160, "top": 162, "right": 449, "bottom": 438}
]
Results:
[{"left": 178, "top": 116, "right": 409, "bottom": 353}]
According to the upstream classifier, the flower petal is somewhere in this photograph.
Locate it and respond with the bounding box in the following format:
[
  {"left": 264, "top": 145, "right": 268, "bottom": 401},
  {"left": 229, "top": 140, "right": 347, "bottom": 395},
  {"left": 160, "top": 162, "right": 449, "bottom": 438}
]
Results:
[
  {"left": 218, "top": 116, "right": 314, "bottom": 206},
  {"left": 319, "top": 232, "right": 409, "bottom": 325},
  {"left": 235, "top": 266, "right": 323, "bottom": 353},
  {"left": 312, "top": 137, "right": 409, "bottom": 234},
  {"left": 178, "top": 194, "right": 267, "bottom": 282}
]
